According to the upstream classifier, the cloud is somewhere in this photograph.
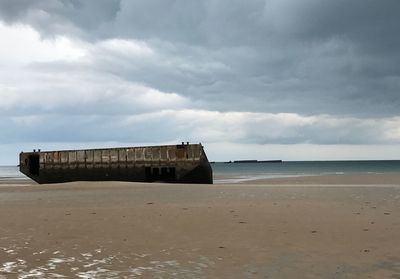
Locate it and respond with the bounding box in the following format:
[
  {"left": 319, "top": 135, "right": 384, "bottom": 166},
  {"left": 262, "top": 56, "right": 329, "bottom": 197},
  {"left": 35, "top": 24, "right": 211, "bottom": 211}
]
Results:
[
  {"left": 1, "top": 1, "right": 400, "bottom": 117},
  {"left": 2, "top": 107, "right": 400, "bottom": 146},
  {"left": 0, "top": 69, "right": 189, "bottom": 116},
  {"left": 0, "top": 1, "right": 400, "bottom": 163},
  {"left": 206, "top": 142, "right": 400, "bottom": 161},
  {"left": 0, "top": 23, "right": 86, "bottom": 65},
  {"left": 0, "top": 0, "right": 121, "bottom": 38},
  {"left": 0, "top": 22, "right": 189, "bottom": 116}
]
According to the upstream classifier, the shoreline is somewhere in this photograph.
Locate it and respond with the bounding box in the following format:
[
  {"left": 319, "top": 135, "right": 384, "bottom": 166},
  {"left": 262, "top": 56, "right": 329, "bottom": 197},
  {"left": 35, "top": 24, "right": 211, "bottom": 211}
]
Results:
[
  {"left": 247, "top": 172, "right": 400, "bottom": 185},
  {"left": 2, "top": 171, "right": 400, "bottom": 187},
  {"left": 215, "top": 171, "right": 400, "bottom": 186}
]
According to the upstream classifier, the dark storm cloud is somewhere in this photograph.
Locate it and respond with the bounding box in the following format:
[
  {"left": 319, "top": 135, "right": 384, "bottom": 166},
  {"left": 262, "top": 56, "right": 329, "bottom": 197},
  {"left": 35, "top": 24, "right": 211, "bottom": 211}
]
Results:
[
  {"left": 0, "top": 0, "right": 121, "bottom": 37},
  {"left": 3, "top": 0, "right": 399, "bottom": 50},
  {"left": 0, "top": 0, "right": 400, "bottom": 151}
]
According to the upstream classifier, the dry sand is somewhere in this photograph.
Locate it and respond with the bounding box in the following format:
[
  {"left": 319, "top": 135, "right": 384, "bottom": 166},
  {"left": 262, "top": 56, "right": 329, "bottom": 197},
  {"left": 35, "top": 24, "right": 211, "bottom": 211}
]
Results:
[{"left": 1, "top": 173, "right": 400, "bottom": 278}]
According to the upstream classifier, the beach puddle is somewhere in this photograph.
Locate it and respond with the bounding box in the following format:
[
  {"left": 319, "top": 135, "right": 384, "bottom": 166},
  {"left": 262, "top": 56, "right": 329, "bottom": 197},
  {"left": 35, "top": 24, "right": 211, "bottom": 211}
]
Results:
[{"left": 0, "top": 245, "right": 214, "bottom": 278}]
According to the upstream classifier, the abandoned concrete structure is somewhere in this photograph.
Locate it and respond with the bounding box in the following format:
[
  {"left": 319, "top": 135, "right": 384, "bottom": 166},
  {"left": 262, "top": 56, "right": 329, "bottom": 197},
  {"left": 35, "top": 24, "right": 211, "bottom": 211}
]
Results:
[{"left": 19, "top": 143, "right": 213, "bottom": 184}]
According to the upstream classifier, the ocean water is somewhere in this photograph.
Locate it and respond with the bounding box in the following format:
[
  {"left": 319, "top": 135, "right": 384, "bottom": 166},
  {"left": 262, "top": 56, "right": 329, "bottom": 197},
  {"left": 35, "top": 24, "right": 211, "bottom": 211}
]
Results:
[
  {"left": 0, "top": 166, "right": 27, "bottom": 181},
  {"left": 211, "top": 160, "right": 400, "bottom": 183},
  {"left": 1, "top": 161, "right": 400, "bottom": 184}
]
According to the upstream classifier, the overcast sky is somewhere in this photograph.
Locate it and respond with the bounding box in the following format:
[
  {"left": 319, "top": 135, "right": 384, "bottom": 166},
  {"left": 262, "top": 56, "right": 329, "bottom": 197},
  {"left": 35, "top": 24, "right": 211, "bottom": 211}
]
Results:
[{"left": 1, "top": 0, "right": 400, "bottom": 164}]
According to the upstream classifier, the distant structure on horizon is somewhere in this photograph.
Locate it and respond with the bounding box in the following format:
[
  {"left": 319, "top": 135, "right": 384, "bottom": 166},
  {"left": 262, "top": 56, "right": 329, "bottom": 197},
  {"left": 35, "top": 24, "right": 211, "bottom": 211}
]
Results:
[
  {"left": 210, "top": 160, "right": 283, "bottom": 164},
  {"left": 19, "top": 143, "right": 213, "bottom": 184},
  {"left": 234, "top": 160, "right": 282, "bottom": 163}
]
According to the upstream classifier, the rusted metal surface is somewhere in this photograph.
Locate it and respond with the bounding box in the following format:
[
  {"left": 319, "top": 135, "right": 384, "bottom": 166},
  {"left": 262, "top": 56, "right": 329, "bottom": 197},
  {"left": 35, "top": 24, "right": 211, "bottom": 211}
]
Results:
[{"left": 20, "top": 143, "right": 213, "bottom": 184}]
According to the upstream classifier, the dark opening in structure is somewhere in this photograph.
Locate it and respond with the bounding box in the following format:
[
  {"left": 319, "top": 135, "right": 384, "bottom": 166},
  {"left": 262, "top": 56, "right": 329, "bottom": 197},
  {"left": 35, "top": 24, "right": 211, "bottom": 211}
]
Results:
[
  {"left": 145, "top": 166, "right": 176, "bottom": 182},
  {"left": 168, "top": 167, "right": 176, "bottom": 179},
  {"left": 28, "top": 154, "right": 40, "bottom": 175}
]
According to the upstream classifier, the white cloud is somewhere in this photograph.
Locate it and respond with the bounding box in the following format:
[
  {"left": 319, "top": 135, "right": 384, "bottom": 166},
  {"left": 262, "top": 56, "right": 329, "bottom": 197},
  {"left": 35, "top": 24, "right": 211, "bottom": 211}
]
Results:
[
  {"left": 0, "top": 22, "right": 86, "bottom": 65},
  {"left": 0, "top": 74, "right": 190, "bottom": 114},
  {"left": 0, "top": 1, "right": 400, "bottom": 164},
  {"left": 106, "top": 109, "right": 400, "bottom": 145},
  {"left": 96, "top": 38, "right": 154, "bottom": 57},
  {"left": 382, "top": 117, "right": 400, "bottom": 142},
  {"left": 206, "top": 142, "right": 400, "bottom": 161},
  {"left": 0, "top": 22, "right": 189, "bottom": 115}
]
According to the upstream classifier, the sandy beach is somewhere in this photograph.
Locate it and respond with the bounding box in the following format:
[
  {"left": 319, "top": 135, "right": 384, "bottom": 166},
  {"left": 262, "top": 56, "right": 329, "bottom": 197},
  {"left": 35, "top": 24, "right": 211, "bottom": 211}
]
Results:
[{"left": 1, "top": 173, "right": 400, "bottom": 278}]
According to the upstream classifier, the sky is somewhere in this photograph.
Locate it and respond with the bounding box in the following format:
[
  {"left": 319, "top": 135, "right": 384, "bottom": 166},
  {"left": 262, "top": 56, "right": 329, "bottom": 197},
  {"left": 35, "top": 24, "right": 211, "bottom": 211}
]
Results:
[{"left": 1, "top": 0, "right": 400, "bottom": 164}]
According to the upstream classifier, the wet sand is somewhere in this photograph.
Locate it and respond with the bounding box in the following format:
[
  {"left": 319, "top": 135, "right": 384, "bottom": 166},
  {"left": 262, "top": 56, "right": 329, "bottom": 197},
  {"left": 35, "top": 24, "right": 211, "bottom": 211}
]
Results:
[{"left": 1, "top": 174, "right": 400, "bottom": 278}]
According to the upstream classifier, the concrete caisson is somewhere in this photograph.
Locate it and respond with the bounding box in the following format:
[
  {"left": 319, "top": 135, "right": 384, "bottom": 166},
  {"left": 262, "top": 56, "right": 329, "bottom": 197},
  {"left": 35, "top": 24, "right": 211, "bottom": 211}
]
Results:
[{"left": 19, "top": 143, "right": 213, "bottom": 184}]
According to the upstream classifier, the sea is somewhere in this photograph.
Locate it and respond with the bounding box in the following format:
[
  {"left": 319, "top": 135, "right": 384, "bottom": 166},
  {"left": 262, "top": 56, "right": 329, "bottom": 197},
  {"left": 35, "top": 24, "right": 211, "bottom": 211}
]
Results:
[
  {"left": 0, "top": 165, "right": 27, "bottom": 181},
  {"left": 1, "top": 160, "right": 400, "bottom": 184},
  {"left": 212, "top": 160, "right": 400, "bottom": 183}
]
